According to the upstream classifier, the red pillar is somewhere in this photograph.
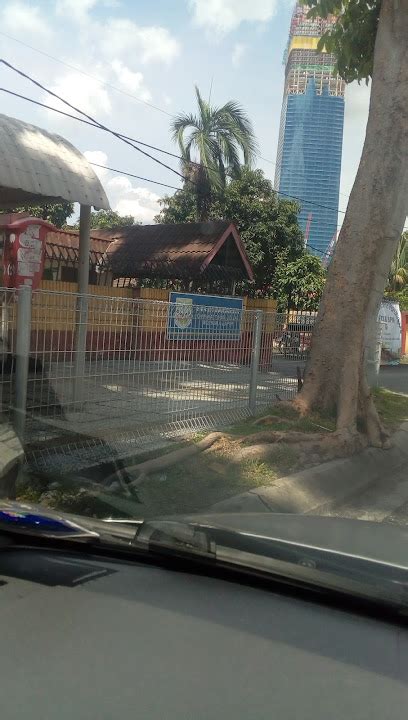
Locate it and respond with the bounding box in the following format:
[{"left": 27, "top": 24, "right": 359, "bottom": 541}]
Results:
[{"left": 401, "top": 311, "right": 408, "bottom": 356}]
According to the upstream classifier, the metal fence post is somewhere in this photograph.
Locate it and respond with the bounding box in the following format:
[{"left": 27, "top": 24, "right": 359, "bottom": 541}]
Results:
[
  {"left": 249, "top": 310, "right": 263, "bottom": 414},
  {"left": 14, "top": 285, "right": 32, "bottom": 440},
  {"left": 73, "top": 294, "right": 88, "bottom": 404}
]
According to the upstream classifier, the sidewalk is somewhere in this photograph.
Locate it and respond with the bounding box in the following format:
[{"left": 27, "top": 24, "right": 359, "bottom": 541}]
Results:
[{"left": 209, "top": 422, "right": 408, "bottom": 519}]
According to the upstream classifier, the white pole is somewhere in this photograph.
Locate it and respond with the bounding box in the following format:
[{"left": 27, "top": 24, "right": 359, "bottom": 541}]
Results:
[
  {"left": 249, "top": 310, "right": 263, "bottom": 414},
  {"left": 73, "top": 205, "right": 91, "bottom": 404},
  {"left": 14, "top": 285, "right": 32, "bottom": 440}
]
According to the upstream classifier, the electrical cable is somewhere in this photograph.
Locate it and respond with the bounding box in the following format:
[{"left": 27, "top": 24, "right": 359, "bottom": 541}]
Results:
[
  {"left": 0, "top": 58, "right": 192, "bottom": 187},
  {"left": 0, "top": 30, "right": 174, "bottom": 117},
  {"left": 88, "top": 161, "right": 180, "bottom": 191},
  {"left": 0, "top": 83, "right": 350, "bottom": 217}
]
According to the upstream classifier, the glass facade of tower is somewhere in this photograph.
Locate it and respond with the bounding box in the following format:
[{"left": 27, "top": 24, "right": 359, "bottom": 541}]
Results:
[{"left": 275, "top": 4, "right": 345, "bottom": 257}]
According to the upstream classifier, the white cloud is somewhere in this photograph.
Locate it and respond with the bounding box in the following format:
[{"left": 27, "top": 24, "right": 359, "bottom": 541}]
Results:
[
  {"left": 97, "top": 19, "right": 180, "bottom": 65},
  {"left": 84, "top": 150, "right": 109, "bottom": 183},
  {"left": 189, "top": 0, "right": 278, "bottom": 35},
  {"left": 45, "top": 72, "right": 111, "bottom": 117},
  {"left": 88, "top": 159, "right": 161, "bottom": 223},
  {"left": 1, "top": 1, "right": 50, "bottom": 36},
  {"left": 107, "top": 175, "right": 133, "bottom": 192},
  {"left": 115, "top": 190, "right": 161, "bottom": 224},
  {"left": 111, "top": 60, "right": 152, "bottom": 101},
  {"left": 56, "top": 0, "right": 119, "bottom": 23},
  {"left": 232, "top": 42, "right": 246, "bottom": 67}
]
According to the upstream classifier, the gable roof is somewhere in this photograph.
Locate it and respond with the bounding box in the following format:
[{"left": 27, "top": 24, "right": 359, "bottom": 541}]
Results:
[{"left": 97, "top": 221, "right": 254, "bottom": 281}]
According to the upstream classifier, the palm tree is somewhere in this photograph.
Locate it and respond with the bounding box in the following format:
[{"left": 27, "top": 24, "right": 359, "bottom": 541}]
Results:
[
  {"left": 387, "top": 232, "right": 408, "bottom": 292},
  {"left": 171, "top": 86, "right": 257, "bottom": 220}
]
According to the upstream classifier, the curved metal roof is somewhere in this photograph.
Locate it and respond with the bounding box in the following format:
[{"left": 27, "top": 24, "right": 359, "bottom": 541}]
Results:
[{"left": 0, "top": 113, "right": 109, "bottom": 210}]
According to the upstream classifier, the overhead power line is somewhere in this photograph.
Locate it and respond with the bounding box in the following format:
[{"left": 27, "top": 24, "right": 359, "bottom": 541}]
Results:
[
  {"left": 89, "top": 162, "right": 180, "bottom": 191},
  {"left": 0, "top": 30, "right": 173, "bottom": 117},
  {"left": 0, "top": 83, "right": 350, "bottom": 218},
  {"left": 0, "top": 87, "right": 183, "bottom": 161},
  {"left": 0, "top": 31, "right": 353, "bottom": 202},
  {"left": 0, "top": 58, "right": 191, "bottom": 188},
  {"left": 1, "top": 76, "right": 405, "bottom": 245}
]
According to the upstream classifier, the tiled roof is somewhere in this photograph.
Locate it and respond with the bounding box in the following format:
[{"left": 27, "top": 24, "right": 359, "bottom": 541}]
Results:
[
  {"left": 98, "top": 221, "right": 254, "bottom": 280},
  {"left": 46, "top": 229, "right": 111, "bottom": 256}
]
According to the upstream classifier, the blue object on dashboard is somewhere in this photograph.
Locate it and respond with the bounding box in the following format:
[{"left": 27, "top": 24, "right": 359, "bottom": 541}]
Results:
[{"left": 0, "top": 509, "right": 81, "bottom": 534}]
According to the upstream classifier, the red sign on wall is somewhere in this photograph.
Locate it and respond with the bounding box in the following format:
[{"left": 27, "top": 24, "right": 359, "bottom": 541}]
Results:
[{"left": 1, "top": 217, "right": 54, "bottom": 290}]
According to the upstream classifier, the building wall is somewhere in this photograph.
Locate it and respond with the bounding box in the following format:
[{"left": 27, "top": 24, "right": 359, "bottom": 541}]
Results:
[
  {"left": 278, "top": 81, "right": 344, "bottom": 255},
  {"left": 275, "top": 2, "right": 345, "bottom": 257}
]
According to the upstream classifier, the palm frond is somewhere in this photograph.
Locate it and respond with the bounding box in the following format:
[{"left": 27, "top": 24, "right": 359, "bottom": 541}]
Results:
[{"left": 169, "top": 85, "right": 258, "bottom": 212}]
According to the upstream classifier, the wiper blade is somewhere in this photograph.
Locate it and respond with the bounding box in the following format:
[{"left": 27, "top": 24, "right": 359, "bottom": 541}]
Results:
[
  {"left": 134, "top": 519, "right": 215, "bottom": 558},
  {"left": 131, "top": 518, "right": 408, "bottom": 615}
]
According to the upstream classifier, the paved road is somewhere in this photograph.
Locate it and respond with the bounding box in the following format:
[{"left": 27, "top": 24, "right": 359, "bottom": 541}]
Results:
[{"left": 379, "top": 364, "right": 408, "bottom": 395}]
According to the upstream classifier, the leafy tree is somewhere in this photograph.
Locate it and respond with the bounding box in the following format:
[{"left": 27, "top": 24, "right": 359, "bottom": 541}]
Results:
[
  {"left": 70, "top": 209, "right": 136, "bottom": 230},
  {"left": 156, "top": 185, "right": 197, "bottom": 225},
  {"left": 171, "top": 86, "right": 257, "bottom": 220},
  {"left": 156, "top": 168, "right": 304, "bottom": 292},
  {"left": 274, "top": 254, "right": 326, "bottom": 311},
  {"left": 5, "top": 201, "right": 74, "bottom": 228},
  {"left": 386, "top": 232, "right": 408, "bottom": 292},
  {"left": 295, "top": 0, "right": 408, "bottom": 448},
  {"left": 384, "top": 287, "right": 408, "bottom": 312},
  {"left": 305, "top": 0, "right": 381, "bottom": 82}
]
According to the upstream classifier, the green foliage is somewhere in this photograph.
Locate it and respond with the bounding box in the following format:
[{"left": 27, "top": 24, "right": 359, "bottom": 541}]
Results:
[
  {"left": 70, "top": 209, "right": 136, "bottom": 230},
  {"left": 155, "top": 185, "right": 197, "bottom": 224},
  {"left": 274, "top": 253, "right": 326, "bottom": 311},
  {"left": 384, "top": 288, "right": 408, "bottom": 311},
  {"left": 5, "top": 202, "right": 74, "bottom": 228},
  {"left": 303, "top": 0, "right": 381, "bottom": 83},
  {"left": 156, "top": 168, "right": 304, "bottom": 293},
  {"left": 171, "top": 85, "right": 258, "bottom": 219},
  {"left": 386, "top": 232, "right": 408, "bottom": 293}
]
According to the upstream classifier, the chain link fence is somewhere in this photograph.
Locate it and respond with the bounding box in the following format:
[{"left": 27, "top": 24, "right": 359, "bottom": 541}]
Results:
[{"left": 0, "top": 286, "right": 316, "bottom": 469}]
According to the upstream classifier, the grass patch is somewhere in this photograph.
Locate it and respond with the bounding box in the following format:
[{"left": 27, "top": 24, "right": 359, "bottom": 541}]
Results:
[
  {"left": 228, "top": 403, "right": 335, "bottom": 438},
  {"left": 373, "top": 387, "right": 408, "bottom": 430},
  {"left": 136, "top": 441, "right": 299, "bottom": 520}
]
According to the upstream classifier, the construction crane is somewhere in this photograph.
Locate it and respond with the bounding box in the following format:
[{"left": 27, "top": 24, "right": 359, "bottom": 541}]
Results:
[{"left": 322, "top": 231, "right": 337, "bottom": 267}]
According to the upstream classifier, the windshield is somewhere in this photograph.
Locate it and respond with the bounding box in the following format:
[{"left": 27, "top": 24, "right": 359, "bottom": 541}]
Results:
[{"left": 0, "top": 1, "right": 407, "bottom": 588}]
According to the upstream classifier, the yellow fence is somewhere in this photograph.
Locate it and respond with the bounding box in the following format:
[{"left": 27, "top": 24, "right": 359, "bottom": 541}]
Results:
[{"left": 26, "top": 281, "right": 279, "bottom": 334}]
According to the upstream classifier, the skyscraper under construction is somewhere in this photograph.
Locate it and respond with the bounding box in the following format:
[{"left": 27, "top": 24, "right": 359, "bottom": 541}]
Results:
[{"left": 275, "top": 4, "right": 345, "bottom": 257}]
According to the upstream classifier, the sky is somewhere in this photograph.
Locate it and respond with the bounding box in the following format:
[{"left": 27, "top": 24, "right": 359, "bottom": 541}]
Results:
[{"left": 0, "top": 0, "right": 371, "bottom": 227}]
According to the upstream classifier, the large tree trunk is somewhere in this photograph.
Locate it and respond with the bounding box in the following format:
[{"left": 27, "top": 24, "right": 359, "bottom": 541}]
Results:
[{"left": 296, "top": 0, "right": 408, "bottom": 446}]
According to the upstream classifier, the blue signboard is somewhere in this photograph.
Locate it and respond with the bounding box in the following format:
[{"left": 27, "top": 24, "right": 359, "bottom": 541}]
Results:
[{"left": 168, "top": 292, "right": 243, "bottom": 340}]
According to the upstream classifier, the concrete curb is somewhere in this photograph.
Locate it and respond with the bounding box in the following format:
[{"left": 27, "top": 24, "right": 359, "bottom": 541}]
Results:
[
  {"left": 210, "top": 422, "right": 408, "bottom": 515},
  {"left": 0, "top": 420, "right": 24, "bottom": 499}
]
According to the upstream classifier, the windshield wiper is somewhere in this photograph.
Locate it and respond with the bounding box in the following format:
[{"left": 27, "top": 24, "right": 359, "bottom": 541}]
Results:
[
  {"left": 3, "top": 505, "right": 408, "bottom": 616},
  {"left": 129, "top": 518, "right": 408, "bottom": 616},
  {"left": 133, "top": 519, "right": 216, "bottom": 558}
]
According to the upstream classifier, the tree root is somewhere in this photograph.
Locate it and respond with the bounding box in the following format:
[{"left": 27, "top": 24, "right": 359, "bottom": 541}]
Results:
[
  {"left": 104, "top": 432, "right": 226, "bottom": 492},
  {"left": 358, "top": 373, "right": 391, "bottom": 448},
  {"left": 242, "top": 430, "right": 326, "bottom": 445},
  {"left": 236, "top": 427, "right": 367, "bottom": 465},
  {"left": 253, "top": 415, "right": 296, "bottom": 427}
]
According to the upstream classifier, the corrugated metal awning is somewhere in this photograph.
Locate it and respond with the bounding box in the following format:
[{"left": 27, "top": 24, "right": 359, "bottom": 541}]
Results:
[{"left": 0, "top": 113, "right": 109, "bottom": 210}]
